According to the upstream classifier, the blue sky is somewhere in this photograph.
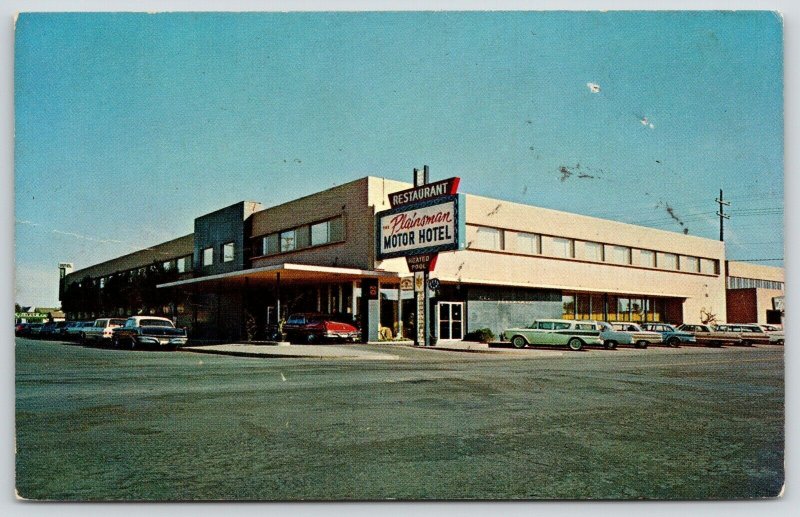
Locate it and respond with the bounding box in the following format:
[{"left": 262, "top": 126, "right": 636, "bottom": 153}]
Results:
[{"left": 14, "top": 11, "right": 784, "bottom": 307}]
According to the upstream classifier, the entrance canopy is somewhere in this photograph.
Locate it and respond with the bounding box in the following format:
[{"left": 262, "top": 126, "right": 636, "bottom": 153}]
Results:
[{"left": 157, "top": 263, "right": 402, "bottom": 292}]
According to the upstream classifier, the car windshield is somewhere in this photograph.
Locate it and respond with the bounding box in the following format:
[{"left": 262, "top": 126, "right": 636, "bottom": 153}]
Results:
[
  {"left": 110, "top": 319, "right": 127, "bottom": 326},
  {"left": 140, "top": 319, "right": 174, "bottom": 327}
]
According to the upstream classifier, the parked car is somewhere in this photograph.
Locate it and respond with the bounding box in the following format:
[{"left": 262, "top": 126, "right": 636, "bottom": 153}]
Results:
[
  {"left": 111, "top": 316, "right": 188, "bottom": 350},
  {"left": 755, "top": 324, "right": 784, "bottom": 345},
  {"left": 27, "top": 323, "right": 44, "bottom": 336},
  {"left": 602, "top": 322, "right": 663, "bottom": 348},
  {"left": 640, "top": 323, "right": 697, "bottom": 347},
  {"left": 80, "top": 318, "right": 127, "bottom": 346},
  {"left": 15, "top": 323, "right": 31, "bottom": 336},
  {"left": 282, "top": 313, "right": 361, "bottom": 344},
  {"left": 59, "top": 321, "right": 81, "bottom": 338},
  {"left": 675, "top": 324, "right": 739, "bottom": 347},
  {"left": 714, "top": 324, "right": 771, "bottom": 347},
  {"left": 501, "top": 319, "right": 603, "bottom": 351},
  {"left": 39, "top": 321, "right": 59, "bottom": 338},
  {"left": 64, "top": 321, "right": 94, "bottom": 341}
]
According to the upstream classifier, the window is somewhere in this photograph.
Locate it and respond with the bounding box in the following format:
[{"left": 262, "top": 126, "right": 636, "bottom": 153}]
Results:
[
  {"left": 311, "top": 221, "right": 330, "bottom": 246},
  {"left": 329, "top": 217, "right": 344, "bottom": 242},
  {"left": 658, "top": 252, "right": 678, "bottom": 270},
  {"left": 295, "top": 226, "right": 310, "bottom": 249},
  {"left": 223, "top": 242, "right": 235, "bottom": 263},
  {"left": 584, "top": 241, "right": 604, "bottom": 261},
  {"left": 617, "top": 297, "right": 631, "bottom": 320},
  {"left": 682, "top": 256, "right": 700, "bottom": 273},
  {"left": 562, "top": 295, "right": 575, "bottom": 320},
  {"left": 99, "top": 277, "right": 105, "bottom": 289},
  {"left": 537, "top": 321, "right": 554, "bottom": 330},
  {"left": 606, "top": 245, "right": 631, "bottom": 265},
  {"left": 546, "top": 237, "right": 574, "bottom": 258},
  {"left": 280, "top": 230, "right": 296, "bottom": 252},
  {"left": 203, "top": 247, "right": 214, "bottom": 266},
  {"left": 177, "top": 257, "right": 187, "bottom": 273},
  {"left": 517, "top": 232, "right": 541, "bottom": 254},
  {"left": 163, "top": 261, "right": 172, "bottom": 271},
  {"left": 262, "top": 234, "right": 279, "bottom": 256},
  {"left": 639, "top": 249, "right": 656, "bottom": 268},
  {"left": 473, "top": 227, "right": 503, "bottom": 250}
]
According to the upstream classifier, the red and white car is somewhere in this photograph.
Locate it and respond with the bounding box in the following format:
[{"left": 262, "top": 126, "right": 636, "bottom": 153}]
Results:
[{"left": 282, "top": 313, "right": 360, "bottom": 344}]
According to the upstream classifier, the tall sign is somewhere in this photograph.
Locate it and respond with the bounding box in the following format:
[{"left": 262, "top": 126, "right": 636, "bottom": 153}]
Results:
[{"left": 376, "top": 170, "right": 465, "bottom": 346}]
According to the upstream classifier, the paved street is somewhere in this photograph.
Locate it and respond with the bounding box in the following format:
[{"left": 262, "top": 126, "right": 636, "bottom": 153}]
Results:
[{"left": 15, "top": 338, "right": 784, "bottom": 500}]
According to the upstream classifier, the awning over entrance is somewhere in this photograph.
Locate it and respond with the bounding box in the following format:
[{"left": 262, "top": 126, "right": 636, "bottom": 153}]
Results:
[{"left": 157, "top": 263, "right": 402, "bottom": 292}]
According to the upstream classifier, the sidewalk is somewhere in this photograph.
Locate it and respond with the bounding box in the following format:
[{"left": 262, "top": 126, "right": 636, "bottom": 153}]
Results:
[{"left": 183, "top": 343, "right": 399, "bottom": 360}]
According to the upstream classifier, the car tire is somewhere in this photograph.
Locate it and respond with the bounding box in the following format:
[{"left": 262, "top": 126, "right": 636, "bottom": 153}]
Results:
[
  {"left": 306, "top": 333, "right": 317, "bottom": 344},
  {"left": 667, "top": 337, "right": 680, "bottom": 348},
  {"left": 79, "top": 333, "right": 87, "bottom": 346},
  {"left": 741, "top": 340, "right": 752, "bottom": 347},
  {"left": 604, "top": 340, "right": 617, "bottom": 350},
  {"left": 568, "top": 338, "right": 583, "bottom": 351},
  {"left": 511, "top": 336, "right": 527, "bottom": 349},
  {"left": 112, "top": 336, "right": 120, "bottom": 349},
  {"left": 635, "top": 340, "right": 648, "bottom": 349}
]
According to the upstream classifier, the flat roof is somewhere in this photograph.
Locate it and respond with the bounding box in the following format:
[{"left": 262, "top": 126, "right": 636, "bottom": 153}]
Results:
[{"left": 157, "top": 262, "right": 402, "bottom": 290}]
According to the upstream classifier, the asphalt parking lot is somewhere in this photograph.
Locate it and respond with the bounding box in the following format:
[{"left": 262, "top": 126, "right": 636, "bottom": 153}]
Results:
[{"left": 15, "top": 337, "right": 784, "bottom": 500}]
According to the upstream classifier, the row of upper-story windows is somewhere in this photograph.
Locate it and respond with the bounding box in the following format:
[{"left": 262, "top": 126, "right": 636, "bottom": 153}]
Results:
[
  {"left": 254, "top": 216, "right": 344, "bottom": 257},
  {"left": 468, "top": 225, "right": 720, "bottom": 275},
  {"left": 86, "top": 254, "right": 193, "bottom": 289},
  {"left": 727, "top": 276, "right": 784, "bottom": 290}
]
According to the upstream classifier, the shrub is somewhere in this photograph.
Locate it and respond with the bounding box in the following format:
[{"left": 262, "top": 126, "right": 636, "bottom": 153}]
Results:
[{"left": 464, "top": 328, "right": 495, "bottom": 343}]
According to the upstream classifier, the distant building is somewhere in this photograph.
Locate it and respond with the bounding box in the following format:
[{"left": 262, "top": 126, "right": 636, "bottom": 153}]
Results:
[
  {"left": 14, "top": 307, "right": 65, "bottom": 324},
  {"left": 725, "top": 261, "right": 785, "bottom": 325}
]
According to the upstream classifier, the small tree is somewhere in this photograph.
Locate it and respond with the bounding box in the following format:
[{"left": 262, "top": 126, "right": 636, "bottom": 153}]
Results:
[{"left": 700, "top": 308, "right": 719, "bottom": 326}]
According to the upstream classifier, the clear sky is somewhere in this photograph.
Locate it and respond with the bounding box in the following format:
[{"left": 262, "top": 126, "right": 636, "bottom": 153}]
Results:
[{"left": 14, "top": 11, "right": 784, "bottom": 307}]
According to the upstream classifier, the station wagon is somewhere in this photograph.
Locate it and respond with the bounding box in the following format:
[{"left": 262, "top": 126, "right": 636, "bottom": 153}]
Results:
[{"left": 503, "top": 319, "right": 603, "bottom": 351}]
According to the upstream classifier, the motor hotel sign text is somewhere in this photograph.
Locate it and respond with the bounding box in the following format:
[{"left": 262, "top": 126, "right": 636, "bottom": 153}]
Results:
[{"left": 376, "top": 194, "right": 465, "bottom": 260}]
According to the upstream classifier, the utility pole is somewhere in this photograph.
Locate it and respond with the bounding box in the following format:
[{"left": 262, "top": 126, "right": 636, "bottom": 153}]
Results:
[{"left": 716, "top": 189, "right": 730, "bottom": 241}]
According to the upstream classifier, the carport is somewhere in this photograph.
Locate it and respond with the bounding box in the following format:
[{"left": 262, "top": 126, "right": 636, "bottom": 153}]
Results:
[{"left": 157, "top": 262, "right": 404, "bottom": 342}]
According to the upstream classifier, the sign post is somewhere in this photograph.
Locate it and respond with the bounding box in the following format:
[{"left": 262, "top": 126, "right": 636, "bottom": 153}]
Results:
[{"left": 376, "top": 168, "right": 465, "bottom": 346}]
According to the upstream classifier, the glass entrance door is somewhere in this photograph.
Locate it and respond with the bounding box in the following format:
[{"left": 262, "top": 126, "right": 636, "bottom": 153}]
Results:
[{"left": 438, "top": 302, "right": 464, "bottom": 340}]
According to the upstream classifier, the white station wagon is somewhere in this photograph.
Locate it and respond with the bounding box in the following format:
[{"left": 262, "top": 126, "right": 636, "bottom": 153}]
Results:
[{"left": 502, "top": 319, "right": 604, "bottom": 351}]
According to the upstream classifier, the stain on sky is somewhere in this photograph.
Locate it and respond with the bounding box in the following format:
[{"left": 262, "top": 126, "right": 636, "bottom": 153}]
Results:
[
  {"left": 558, "top": 163, "right": 605, "bottom": 182},
  {"left": 657, "top": 200, "right": 690, "bottom": 234}
]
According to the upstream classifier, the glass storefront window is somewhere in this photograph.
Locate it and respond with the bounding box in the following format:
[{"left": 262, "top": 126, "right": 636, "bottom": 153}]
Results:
[
  {"left": 562, "top": 295, "right": 575, "bottom": 319},
  {"left": 591, "top": 294, "right": 605, "bottom": 321},
  {"left": 617, "top": 297, "right": 631, "bottom": 321},
  {"left": 630, "top": 299, "right": 645, "bottom": 321}
]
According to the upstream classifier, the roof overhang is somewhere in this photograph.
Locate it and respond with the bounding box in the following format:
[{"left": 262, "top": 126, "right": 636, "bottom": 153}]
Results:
[{"left": 157, "top": 263, "right": 402, "bottom": 291}]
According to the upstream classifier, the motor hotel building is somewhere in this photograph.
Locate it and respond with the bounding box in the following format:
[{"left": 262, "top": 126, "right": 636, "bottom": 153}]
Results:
[{"left": 60, "top": 176, "right": 783, "bottom": 342}]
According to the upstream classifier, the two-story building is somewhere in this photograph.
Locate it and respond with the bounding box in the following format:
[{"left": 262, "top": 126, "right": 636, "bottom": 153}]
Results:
[{"left": 61, "top": 176, "right": 753, "bottom": 343}]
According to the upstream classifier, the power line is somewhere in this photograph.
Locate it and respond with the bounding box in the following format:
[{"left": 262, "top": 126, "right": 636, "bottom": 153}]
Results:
[{"left": 728, "top": 258, "right": 784, "bottom": 262}]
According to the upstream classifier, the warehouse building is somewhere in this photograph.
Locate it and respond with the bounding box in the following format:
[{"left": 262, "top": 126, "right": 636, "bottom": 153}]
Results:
[
  {"left": 725, "top": 261, "right": 785, "bottom": 325},
  {"left": 60, "top": 176, "right": 781, "bottom": 343}
]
